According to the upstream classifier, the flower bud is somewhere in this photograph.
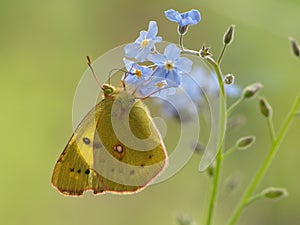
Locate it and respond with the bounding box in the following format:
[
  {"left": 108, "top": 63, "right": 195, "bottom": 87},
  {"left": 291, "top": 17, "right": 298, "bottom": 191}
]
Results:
[
  {"left": 243, "top": 82, "right": 263, "bottom": 99},
  {"left": 236, "top": 136, "right": 256, "bottom": 150},
  {"left": 290, "top": 38, "right": 300, "bottom": 57},
  {"left": 224, "top": 74, "right": 235, "bottom": 85},
  {"left": 262, "top": 187, "right": 288, "bottom": 199},
  {"left": 178, "top": 25, "right": 189, "bottom": 35},
  {"left": 259, "top": 97, "right": 272, "bottom": 118},
  {"left": 223, "top": 25, "right": 235, "bottom": 45}
]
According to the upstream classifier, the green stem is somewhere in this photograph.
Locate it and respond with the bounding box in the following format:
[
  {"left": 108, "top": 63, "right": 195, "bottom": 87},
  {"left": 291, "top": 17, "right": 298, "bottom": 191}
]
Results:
[
  {"left": 204, "top": 57, "right": 226, "bottom": 225},
  {"left": 227, "top": 96, "right": 244, "bottom": 116},
  {"left": 205, "top": 56, "right": 225, "bottom": 96},
  {"left": 217, "top": 44, "right": 228, "bottom": 64},
  {"left": 181, "top": 48, "right": 227, "bottom": 225},
  {"left": 206, "top": 149, "right": 223, "bottom": 225},
  {"left": 227, "top": 96, "right": 300, "bottom": 225},
  {"left": 243, "top": 193, "right": 265, "bottom": 208},
  {"left": 267, "top": 117, "right": 276, "bottom": 142},
  {"left": 222, "top": 145, "right": 238, "bottom": 159},
  {"left": 179, "top": 34, "right": 185, "bottom": 50}
]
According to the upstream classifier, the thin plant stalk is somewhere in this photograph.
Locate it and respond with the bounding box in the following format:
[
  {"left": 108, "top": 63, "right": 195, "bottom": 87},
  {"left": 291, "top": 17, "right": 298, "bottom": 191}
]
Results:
[{"left": 227, "top": 96, "right": 300, "bottom": 225}]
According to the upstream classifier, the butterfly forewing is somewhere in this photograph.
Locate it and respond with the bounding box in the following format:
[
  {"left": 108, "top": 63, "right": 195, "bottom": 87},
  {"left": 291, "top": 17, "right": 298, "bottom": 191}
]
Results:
[{"left": 51, "top": 104, "right": 105, "bottom": 196}]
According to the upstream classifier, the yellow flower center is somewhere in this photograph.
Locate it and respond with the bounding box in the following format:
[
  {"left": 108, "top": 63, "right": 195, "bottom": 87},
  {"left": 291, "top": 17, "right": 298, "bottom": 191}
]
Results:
[
  {"left": 134, "top": 69, "right": 142, "bottom": 78},
  {"left": 141, "top": 39, "right": 150, "bottom": 48},
  {"left": 156, "top": 81, "right": 166, "bottom": 88},
  {"left": 164, "top": 61, "right": 174, "bottom": 71}
]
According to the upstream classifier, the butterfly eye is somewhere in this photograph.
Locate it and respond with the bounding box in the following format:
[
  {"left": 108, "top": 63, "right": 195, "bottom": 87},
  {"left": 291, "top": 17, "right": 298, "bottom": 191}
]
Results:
[
  {"left": 102, "top": 84, "right": 115, "bottom": 96},
  {"left": 104, "top": 88, "right": 113, "bottom": 96}
]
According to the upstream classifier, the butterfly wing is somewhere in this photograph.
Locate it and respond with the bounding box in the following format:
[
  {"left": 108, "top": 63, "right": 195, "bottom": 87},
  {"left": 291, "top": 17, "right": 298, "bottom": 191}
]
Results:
[
  {"left": 93, "top": 93, "right": 167, "bottom": 193},
  {"left": 52, "top": 90, "right": 167, "bottom": 195},
  {"left": 51, "top": 103, "right": 105, "bottom": 196}
]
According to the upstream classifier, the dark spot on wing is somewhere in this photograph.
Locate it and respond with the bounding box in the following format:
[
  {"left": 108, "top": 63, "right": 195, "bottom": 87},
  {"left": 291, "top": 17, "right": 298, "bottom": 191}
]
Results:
[
  {"left": 149, "top": 155, "right": 152, "bottom": 159},
  {"left": 112, "top": 144, "right": 125, "bottom": 160},
  {"left": 130, "top": 170, "right": 135, "bottom": 175},
  {"left": 70, "top": 168, "right": 74, "bottom": 172},
  {"left": 83, "top": 137, "right": 91, "bottom": 145},
  {"left": 141, "top": 163, "right": 145, "bottom": 168},
  {"left": 113, "top": 145, "right": 123, "bottom": 153},
  {"left": 85, "top": 169, "right": 90, "bottom": 175},
  {"left": 77, "top": 169, "right": 81, "bottom": 173},
  {"left": 111, "top": 168, "right": 115, "bottom": 172}
]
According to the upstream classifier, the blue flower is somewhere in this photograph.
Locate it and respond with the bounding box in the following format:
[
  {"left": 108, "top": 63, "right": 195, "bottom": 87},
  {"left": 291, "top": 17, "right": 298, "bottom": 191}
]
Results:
[
  {"left": 123, "top": 58, "right": 153, "bottom": 85},
  {"left": 136, "top": 76, "right": 176, "bottom": 98},
  {"left": 124, "top": 21, "right": 162, "bottom": 62},
  {"left": 165, "top": 9, "right": 201, "bottom": 27},
  {"left": 158, "top": 67, "right": 241, "bottom": 122},
  {"left": 148, "top": 44, "right": 193, "bottom": 87}
]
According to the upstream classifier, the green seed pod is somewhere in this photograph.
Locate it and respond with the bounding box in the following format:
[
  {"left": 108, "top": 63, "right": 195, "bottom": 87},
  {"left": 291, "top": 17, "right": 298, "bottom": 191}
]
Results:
[
  {"left": 243, "top": 82, "right": 263, "bottom": 99},
  {"left": 263, "top": 187, "right": 288, "bottom": 199},
  {"left": 224, "top": 25, "right": 235, "bottom": 45},
  {"left": 259, "top": 97, "right": 272, "bottom": 118},
  {"left": 224, "top": 74, "right": 235, "bottom": 85},
  {"left": 236, "top": 136, "right": 256, "bottom": 150}
]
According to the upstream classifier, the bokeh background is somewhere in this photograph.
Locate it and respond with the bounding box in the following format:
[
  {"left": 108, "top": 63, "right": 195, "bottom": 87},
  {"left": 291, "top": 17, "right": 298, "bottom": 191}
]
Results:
[{"left": 1, "top": 0, "right": 300, "bottom": 225}]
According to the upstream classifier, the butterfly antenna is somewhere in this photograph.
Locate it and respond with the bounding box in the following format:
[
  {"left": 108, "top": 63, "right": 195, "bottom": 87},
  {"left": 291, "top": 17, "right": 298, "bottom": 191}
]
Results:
[
  {"left": 137, "top": 86, "right": 173, "bottom": 100},
  {"left": 87, "top": 56, "right": 102, "bottom": 88},
  {"left": 108, "top": 68, "right": 131, "bottom": 91},
  {"left": 107, "top": 73, "right": 111, "bottom": 85}
]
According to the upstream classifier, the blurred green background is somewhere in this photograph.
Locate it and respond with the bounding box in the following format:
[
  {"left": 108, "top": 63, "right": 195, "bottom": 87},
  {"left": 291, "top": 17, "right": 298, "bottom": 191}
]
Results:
[{"left": 1, "top": 0, "right": 300, "bottom": 225}]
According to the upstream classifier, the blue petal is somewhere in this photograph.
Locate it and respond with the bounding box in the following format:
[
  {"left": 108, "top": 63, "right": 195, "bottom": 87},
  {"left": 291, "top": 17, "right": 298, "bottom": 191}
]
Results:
[
  {"left": 165, "top": 9, "right": 201, "bottom": 27},
  {"left": 135, "top": 48, "right": 151, "bottom": 62},
  {"left": 164, "top": 44, "right": 180, "bottom": 61},
  {"left": 180, "top": 10, "right": 201, "bottom": 26},
  {"left": 140, "top": 66, "right": 154, "bottom": 78},
  {"left": 148, "top": 53, "right": 166, "bottom": 65},
  {"left": 164, "top": 9, "right": 181, "bottom": 23},
  {"left": 182, "top": 10, "right": 201, "bottom": 25},
  {"left": 153, "top": 66, "right": 168, "bottom": 78},
  {"left": 166, "top": 70, "right": 181, "bottom": 86},
  {"left": 136, "top": 31, "right": 147, "bottom": 43},
  {"left": 188, "top": 10, "right": 201, "bottom": 22},
  {"left": 146, "top": 21, "right": 158, "bottom": 39},
  {"left": 175, "top": 57, "right": 193, "bottom": 73},
  {"left": 137, "top": 76, "right": 165, "bottom": 97},
  {"left": 158, "top": 87, "right": 176, "bottom": 98},
  {"left": 125, "top": 75, "right": 137, "bottom": 84},
  {"left": 123, "top": 58, "right": 136, "bottom": 71},
  {"left": 155, "top": 36, "right": 163, "bottom": 42},
  {"left": 124, "top": 43, "right": 140, "bottom": 58}
]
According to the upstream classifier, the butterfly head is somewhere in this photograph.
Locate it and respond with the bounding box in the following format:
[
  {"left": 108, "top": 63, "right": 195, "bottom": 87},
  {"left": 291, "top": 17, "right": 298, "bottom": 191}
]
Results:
[{"left": 102, "top": 84, "right": 117, "bottom": 98}]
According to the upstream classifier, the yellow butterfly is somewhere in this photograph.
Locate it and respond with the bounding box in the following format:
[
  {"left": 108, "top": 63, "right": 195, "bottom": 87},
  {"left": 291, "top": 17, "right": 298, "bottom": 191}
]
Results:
[{"left": 51, "top": 59, "right": 167, "bottom": 196}]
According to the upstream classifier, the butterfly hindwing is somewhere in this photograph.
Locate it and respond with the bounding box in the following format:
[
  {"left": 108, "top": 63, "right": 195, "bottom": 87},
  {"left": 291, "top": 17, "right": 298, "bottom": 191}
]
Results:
[{"left": 93, "top": 92, "right": 167, "bottom": 193}]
